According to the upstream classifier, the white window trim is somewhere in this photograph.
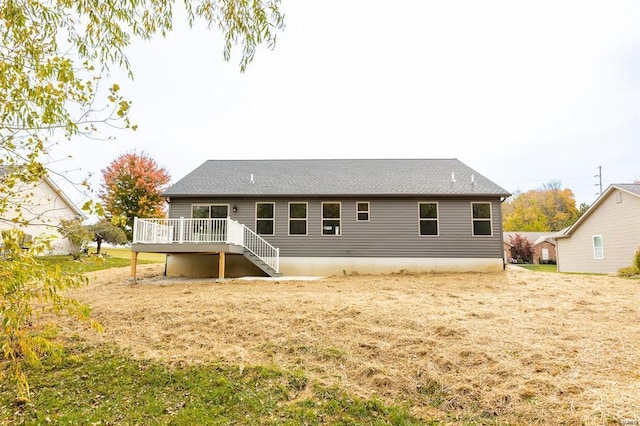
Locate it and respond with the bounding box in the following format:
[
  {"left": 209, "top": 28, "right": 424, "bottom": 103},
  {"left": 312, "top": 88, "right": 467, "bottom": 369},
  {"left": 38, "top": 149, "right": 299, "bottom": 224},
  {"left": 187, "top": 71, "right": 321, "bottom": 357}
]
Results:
[
  {"left": 191, "top": 203, "right": 230, "bottom": 218},
  {"left": 321, "top": 201, "right": 342, "bottom": 236},
  {"left": 255, "top": 202, "right": 275, "bottom": 236},
  {"left": 288, "top": 202, "right": 308, "bottom": 236},
  {"left": 471, "top": 202, "right": 493, "bottom": 237},
  {"left": 541, "top": 247, "right": 550, "bottom": 261},
  {"left": 356, "top": 201, "right": 370, "bottom": 222},
  {"left": 592, "top": 235, "right": 604, "bottom": 260},
  {"left": 418, "top": 202, "right": 439, "bottom": 236}
]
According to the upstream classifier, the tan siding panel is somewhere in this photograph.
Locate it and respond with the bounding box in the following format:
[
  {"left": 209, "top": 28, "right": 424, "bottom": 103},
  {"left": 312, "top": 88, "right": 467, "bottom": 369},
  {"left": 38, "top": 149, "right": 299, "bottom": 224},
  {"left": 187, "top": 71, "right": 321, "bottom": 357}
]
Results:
[{"left": 557, "top": 190, "right": 640, "bottom": 273}]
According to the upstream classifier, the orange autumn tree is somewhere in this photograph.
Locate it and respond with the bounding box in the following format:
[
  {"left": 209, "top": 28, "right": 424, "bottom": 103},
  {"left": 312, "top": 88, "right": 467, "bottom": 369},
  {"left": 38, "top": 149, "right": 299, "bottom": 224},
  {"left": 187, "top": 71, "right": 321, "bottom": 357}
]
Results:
[{"left": 99, "top": 152, "right": 170, "bottom": 240}]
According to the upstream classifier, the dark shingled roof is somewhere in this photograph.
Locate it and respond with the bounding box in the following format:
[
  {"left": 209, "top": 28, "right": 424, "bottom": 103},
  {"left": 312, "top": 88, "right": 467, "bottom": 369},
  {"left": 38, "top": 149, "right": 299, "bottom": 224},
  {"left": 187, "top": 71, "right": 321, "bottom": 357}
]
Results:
[
  {"left": 617, "top": 183, "right": 640, "bottom": 197},
  {"left": 163, "top": 159, "right": 510, "bottom": 198}
]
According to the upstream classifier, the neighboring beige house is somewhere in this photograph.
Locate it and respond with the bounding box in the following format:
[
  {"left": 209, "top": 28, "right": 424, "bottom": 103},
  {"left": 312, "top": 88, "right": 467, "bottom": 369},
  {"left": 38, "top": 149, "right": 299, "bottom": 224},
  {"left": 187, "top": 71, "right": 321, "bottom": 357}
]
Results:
[
  {"left": 503, "top": 231, "right": 560, "bottom": 264},
  {"left": 0, "top": 171, "right": 84, "bottom": 255},
  {"left": 556, "top": 184, "right": 640, "bottom": 274}
]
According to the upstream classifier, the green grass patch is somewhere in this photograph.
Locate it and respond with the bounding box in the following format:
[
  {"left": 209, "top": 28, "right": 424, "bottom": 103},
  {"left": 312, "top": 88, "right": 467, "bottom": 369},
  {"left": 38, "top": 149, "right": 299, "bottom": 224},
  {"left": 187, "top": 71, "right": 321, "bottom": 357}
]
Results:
[
  {"left": 38, "top": 251, "right": 164, "bottom": 274},
  {"left": 100, "top": 247, "right": 166, "bottom": 263},
  {"left": 517, "top": 264, "right": 557, "bottom": 273},
  {"left": 0, "top": 344, "right": 422, "bottom": 425}
]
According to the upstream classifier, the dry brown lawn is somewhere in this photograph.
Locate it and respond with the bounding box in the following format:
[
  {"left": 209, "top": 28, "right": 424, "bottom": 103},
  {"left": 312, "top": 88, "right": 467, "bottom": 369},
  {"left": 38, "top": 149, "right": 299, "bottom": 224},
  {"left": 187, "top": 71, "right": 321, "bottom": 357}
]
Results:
[{"left": 63, "top": 265, "right": 640, "bottom": 424}]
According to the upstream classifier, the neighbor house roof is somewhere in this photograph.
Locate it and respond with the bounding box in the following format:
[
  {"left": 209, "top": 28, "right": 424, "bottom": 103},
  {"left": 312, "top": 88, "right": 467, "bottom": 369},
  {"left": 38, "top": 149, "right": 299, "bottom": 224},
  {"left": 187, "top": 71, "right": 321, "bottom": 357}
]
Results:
[
  {"left": 163, "top": 159, "right": 510, "bottom": 198},
  {"left": 503, "top": 231, "right": 561, "bottom": 246},
  {"left": 557, "top": 183, "right": 640, "bottom": 239}
]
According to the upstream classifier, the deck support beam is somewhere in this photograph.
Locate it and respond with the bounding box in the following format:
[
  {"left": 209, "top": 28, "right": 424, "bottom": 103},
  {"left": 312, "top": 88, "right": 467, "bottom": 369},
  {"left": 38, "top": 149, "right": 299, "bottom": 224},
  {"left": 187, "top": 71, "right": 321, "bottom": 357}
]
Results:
[
  {"left": 130, "top": 251, "right": 138, "bottom": 283},
  {"left": 218, "top": 251, "right": 226, "bottom": 279}
]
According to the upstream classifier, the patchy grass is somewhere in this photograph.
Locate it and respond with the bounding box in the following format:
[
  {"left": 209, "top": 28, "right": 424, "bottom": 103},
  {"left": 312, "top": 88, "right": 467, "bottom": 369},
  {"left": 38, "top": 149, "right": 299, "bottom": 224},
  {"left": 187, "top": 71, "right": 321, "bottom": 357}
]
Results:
[
  {"left": 517, "top": 263, "right": 557, "bottom": 272},
  {"left": 57, "top": 264, "right": 640, "bottom": 424},
  {"left": 100, "top": 247, "right": 166, "bottom": 263},
  {"left": 39, "top": 250, "right": 164, "bottom": 274},
  {"left": 0, "top": 343, "right": 421, "bottom": 425}
]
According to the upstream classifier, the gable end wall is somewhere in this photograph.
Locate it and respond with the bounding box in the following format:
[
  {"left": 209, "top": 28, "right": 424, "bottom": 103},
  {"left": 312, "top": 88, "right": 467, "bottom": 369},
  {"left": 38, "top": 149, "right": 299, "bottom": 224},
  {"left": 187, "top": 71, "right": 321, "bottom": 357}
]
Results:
[{"left": 557, "top": 189, "right": 640, "bottom": 273}]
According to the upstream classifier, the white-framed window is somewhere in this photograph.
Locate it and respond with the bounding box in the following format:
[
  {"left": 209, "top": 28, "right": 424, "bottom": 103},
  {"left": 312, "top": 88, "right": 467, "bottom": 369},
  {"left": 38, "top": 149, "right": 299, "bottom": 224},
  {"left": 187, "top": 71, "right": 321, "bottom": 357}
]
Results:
[
  {"left": 191, "top": 204, "right": 229, "bottom": 218},
  {"left": 471, "top": 202, "right": 492, "bottom": 236},
  {"left": 593, "top": 235, "right": 604, "bottom": 259},
  {"left": 288, "top": 202, "right": 307, "bottom": 236},
  {"left": 190, "top": 204, "right": 229, "bottom": 241},
  {"left": 356, "top": 202, "right": 370, "bottom": 221},
  {"left": 256, "top": 202, "right": 275, "bottom": 236},
  {"left": 418, "top": 202, "right": 438, "bottom": 236},
  {"left": 541, "top": 247, "right": 550, "bottom": 261},
  {"left": 322, "top": 202, "right": 341, "bottom": 235}
]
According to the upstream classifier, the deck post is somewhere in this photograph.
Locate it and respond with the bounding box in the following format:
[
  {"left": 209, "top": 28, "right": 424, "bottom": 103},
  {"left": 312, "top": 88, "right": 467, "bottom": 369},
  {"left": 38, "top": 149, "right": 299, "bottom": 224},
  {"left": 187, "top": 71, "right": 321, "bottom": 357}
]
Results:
[
  {"left": 218, "top": 251, "right": 226, "bottom": 280},
  {"left": 130, "top": 251, "right": 138, "bottom": 284}
]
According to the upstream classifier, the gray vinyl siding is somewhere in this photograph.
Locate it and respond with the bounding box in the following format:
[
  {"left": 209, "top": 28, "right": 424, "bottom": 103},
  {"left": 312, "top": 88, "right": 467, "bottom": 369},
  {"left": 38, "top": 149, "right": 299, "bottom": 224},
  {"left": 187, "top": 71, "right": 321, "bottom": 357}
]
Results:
[{"left": 169, "top": 197, "right": 504, "bottom": 259}]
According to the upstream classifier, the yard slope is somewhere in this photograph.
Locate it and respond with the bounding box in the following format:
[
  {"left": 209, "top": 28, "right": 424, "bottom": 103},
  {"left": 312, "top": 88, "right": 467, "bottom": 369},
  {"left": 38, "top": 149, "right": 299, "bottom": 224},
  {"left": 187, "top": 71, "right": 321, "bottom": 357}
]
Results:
[{"left": 65, "top": 265, "right": 640, "bottom": 424}]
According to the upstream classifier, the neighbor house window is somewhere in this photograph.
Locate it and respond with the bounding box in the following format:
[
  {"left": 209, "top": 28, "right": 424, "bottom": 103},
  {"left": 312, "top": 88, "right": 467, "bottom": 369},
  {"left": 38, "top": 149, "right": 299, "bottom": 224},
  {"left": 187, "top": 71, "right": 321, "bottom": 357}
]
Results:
[
  {"left": 322, "top": 202, "right": 341, "bottom": 235},
  {"left": 256, "top": 202, "right": 275, "bottom": 235},
  {"left": 418, "top": 202, "right": 438, "bottom": 236},
  {"left": 472, "top": 202, "right": 492, "bottom": 236},
  {"left": 541, "top": 247, "right": 550, "bottom": 261},
  {"left": 593, "top": 235, "right": 604, "bottom": 259},
  {"left": 356, "top": 202, "right": 370, "bottom": 221},
  {"left": 289, "top": 202, "right": 307, "bottom": 235}
]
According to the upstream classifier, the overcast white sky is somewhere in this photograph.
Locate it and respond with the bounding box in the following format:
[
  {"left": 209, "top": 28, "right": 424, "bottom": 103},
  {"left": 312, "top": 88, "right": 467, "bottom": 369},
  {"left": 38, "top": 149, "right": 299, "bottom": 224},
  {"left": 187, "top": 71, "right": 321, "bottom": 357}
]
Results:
[{"left": 54, "top": 0, "right": 639, "bottom": 208}]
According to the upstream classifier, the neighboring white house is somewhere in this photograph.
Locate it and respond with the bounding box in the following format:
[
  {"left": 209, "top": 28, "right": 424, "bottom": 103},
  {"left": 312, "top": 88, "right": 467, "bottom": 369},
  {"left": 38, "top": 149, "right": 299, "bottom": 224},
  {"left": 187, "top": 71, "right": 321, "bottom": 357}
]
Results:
[
  {"left": 0, "top": 171, "right": 84, "bottom": 255},
  {"left": 556, "top": 184, "right": 640, "bottom": 274}
]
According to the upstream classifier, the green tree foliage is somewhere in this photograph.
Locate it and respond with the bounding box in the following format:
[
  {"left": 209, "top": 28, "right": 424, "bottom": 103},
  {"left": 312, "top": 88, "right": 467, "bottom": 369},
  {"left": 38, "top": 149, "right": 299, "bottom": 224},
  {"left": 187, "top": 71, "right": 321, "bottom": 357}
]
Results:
[
  {"left": 503, "top": 180, "right": 580, "bottom": 232},
  {"left": 89, "top": 220, "right": 128, "bottom": 254},
  {"left": 57, "top": 218, "right": 94, "bottom": 260},
  {"left": 0, "top": 230, "right": 101, "bottom": 398},
  {"left": 99, "top": 152, "right": 170, "bottom": 241},
  {"left": 1, "top": 0, "right": 284, "bottom": 398}
]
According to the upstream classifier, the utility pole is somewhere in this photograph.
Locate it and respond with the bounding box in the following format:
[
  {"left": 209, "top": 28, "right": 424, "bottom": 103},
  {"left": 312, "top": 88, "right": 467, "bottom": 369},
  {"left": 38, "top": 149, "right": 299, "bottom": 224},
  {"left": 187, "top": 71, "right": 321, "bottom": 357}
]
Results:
[{"left": 594, "top": 166, "right": 602, "bottom": 195}]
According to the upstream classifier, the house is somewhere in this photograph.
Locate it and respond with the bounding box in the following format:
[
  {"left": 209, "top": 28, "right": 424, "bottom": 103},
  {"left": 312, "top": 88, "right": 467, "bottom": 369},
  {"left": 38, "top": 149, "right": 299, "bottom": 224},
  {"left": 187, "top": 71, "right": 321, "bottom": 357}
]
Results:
[
  {"left": 0, "top": 168, "right": 84, "bottom": 254},
  {"left": 503, "top": 231, "right": 560, "bottom": 264},
  {"left": 131, "top": 159, "right": 511, "bottom": 278},
  {"left": 556, "top": 184, "right": 640, "bottom": 274}
]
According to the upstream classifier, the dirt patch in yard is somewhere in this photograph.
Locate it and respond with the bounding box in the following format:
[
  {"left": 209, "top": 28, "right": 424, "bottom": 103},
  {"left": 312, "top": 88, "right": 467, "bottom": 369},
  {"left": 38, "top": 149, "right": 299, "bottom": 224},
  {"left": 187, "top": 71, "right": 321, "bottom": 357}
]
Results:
[{"left": 62, "top": 265, "right": 640, "bottom": 424}]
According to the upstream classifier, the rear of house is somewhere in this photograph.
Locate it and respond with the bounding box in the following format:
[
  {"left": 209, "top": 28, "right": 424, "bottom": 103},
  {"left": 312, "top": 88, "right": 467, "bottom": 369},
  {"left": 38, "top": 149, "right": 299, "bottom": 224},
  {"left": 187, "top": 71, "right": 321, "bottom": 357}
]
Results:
[
  {"left": 556, "top": 184, "right": 640, "bottom": 274},
  {"left": 135, "top": 159, "right": 510, "bottom": 277}
]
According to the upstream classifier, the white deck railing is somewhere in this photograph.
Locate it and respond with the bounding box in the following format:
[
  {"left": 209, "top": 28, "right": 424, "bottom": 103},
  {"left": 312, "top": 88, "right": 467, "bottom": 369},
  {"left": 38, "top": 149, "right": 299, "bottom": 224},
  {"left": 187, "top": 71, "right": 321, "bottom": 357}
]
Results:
[{"left": 133, "top": 217, "right": 279, "bottom": 273}]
